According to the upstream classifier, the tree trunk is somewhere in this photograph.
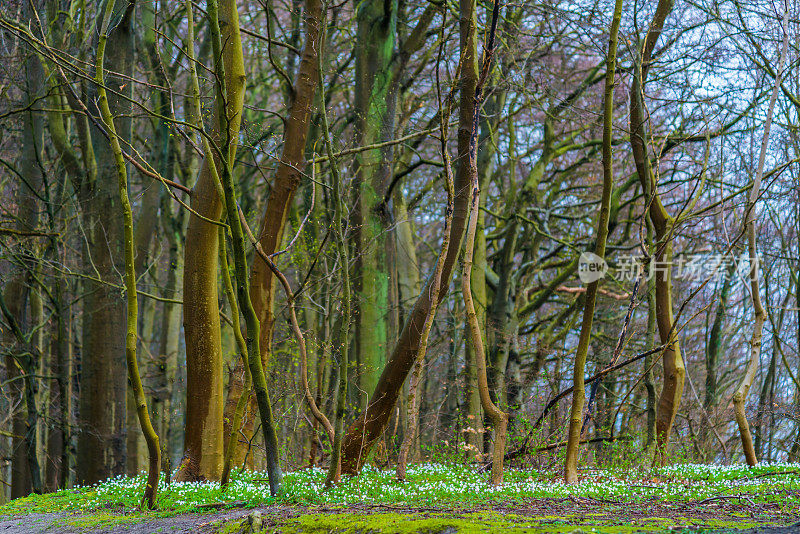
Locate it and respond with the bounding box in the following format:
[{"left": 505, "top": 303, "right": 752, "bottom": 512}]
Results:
[
  {"left": 4, "top": 4, "right": 46, "bottom": 495},
  {"left": 352, "top": 0, "right": 398, "bottom": 405},
  {"left": 223, "top": 0, "right": 324, "bottom": 467},
  {"left": 339, "top": 0, "right": 476, "bottom": 477},
  {"left": 732, "top": 8, "right": 788, "bottom": 467},
  {"left": 459, "top": 0, "right": 506, "bottom": 485},
  {"left": 94, "top": 0, "right": 162, "bottom": 505},
  {"left": 643, "top": 235, "right": 657, "bottom": 457},
  {"left": 628, "top": 0, "right": 683, "bottom": 464},
  {"left": 179, "top": 0, "right": 247, "bottom": 481},
  {"left": 564, "top": 0, "right": 622, "bottom": 484},
  {"left": 46, "top": 271, "right": 71, "bottom": 492},
  {"left": 705, "top": 262, "right": 736, "bottom": 410},
  {"left": 396, "top": 81, "right": 456, "bottom": 480},
  {"left": 75, "top": 0, "right": 135, "bottom": 486}
]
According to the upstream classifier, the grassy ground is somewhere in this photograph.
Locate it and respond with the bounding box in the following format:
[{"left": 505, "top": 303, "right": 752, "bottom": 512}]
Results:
[{"left": 1, "top": 463, "right": 798, "bottom": 532}]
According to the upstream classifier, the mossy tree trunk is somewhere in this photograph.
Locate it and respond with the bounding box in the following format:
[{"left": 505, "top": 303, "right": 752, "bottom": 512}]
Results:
[
  {"left": 179, "top": 0, "right": 246, "bottom": 482},
  {"left": 352, "top": 0, "right": 398, "bottom": 406},
  {"left": 94, "top": 0, "right": 161, "bottom": 507}
]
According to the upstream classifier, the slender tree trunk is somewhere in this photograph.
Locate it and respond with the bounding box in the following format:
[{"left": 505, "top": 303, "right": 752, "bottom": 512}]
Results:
[
  {"left": 733, "top": 8, "right": 788, "bottom": 467},
  {"left": 705, "top": 262, "right": 736, "bottom": 410},
  {"left": 397, "top": 69, "right": 455, "bottom": 480},
  {"left": 317, "top": 22, "right": 350, "bottom": 485},
  {"left": 464, "top": 230, "right": 485, "bottom": 459},
  {"left": 46, "top": 272, "right": 71, "bottom": 492},
  {"left": 754, "top": 342, "right": 778, "bottom": 460},
  {"left": 643, "top": 236, "right": 657, "bottom": 457},
  {"left": 564, "top": 0, "right": 622, "bottom": 484},
  {"left": 791, "top": 265, "right": 800, "bottom": 462},
  {"left": 159, "top": 222, "right": 183, "bottom": 472},
  {"left": 95, "top": 0, "right": 161, "bottom": 506},
  {"left": 393, "top": 189, "right": 421, "bottom": 320}
]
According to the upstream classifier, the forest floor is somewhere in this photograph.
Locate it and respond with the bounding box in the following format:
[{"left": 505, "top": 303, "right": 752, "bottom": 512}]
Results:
[
  {"left": 2, "top": 463, "right": 799, "bottom": 533},
  {"left": 0, "top": 500, "right": 797, "bottom": 533}
]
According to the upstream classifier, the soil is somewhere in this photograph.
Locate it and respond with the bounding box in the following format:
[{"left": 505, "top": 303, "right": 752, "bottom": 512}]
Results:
[{"left": 0, "top": 499, "right": 797, "bottom": 534}]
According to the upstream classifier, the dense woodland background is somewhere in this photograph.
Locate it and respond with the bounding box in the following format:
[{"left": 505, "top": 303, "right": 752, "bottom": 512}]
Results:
[{"left": 1, "top": 0, "right": 799, "bottom": 505}]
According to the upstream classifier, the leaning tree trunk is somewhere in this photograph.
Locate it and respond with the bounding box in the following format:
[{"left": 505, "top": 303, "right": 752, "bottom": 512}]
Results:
[
  {"left": 564, "top": 0, "right": 622, "bottom": 484},
  {"left": 732, "top": 7, "right": 788, "bottom": 467},
  {"left": 339, "top": 0, "right": 477, "bottom": 476}
]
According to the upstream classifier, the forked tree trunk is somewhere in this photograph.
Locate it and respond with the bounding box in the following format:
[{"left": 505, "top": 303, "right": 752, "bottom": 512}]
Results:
[
  {"left": 201, "top": 0, "right": 284, "bottom": 493},
  {"left": 628, "top": 0, "right": 684, "bottom": 464},
  {"left": 460, "top": 0, "right": 506, "bottom": 485},
  {"left": 563, "top": 0, "right": 622, "bottom": 484}
]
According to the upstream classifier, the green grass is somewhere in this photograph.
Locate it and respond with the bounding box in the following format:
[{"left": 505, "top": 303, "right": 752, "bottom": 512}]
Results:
[{"left": 2, "top": 462, "right": 799, "bottom": 516}]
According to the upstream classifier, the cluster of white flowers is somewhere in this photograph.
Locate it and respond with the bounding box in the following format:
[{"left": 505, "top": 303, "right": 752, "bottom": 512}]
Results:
[{"left": 41, "top": 462, "right": 800, "bottom": 512}]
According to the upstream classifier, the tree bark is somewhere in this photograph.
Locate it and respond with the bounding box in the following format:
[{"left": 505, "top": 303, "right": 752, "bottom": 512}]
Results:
[
  {"left": 396, "top": 67, "right": 456, "bottom": 480},
  {"left": 223, "top": 0, "right": 324, "bottom": 466},
  {"left": 352, "top": 0, "right": 398, "bottom": 404},
  {"left": 4, "top": 1, "right": 46, "bottom": 496},
  {"left": 76, "top": 0, "right": 135, "bottom": 485},
  {"left": 94, "top": 0, "right": 161, "bottom": 505}
]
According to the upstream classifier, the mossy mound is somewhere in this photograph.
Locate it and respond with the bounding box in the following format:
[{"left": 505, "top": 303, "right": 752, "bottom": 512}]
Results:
[{"left": 209, "top": 510, "right": 788, "bottom": 534}]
